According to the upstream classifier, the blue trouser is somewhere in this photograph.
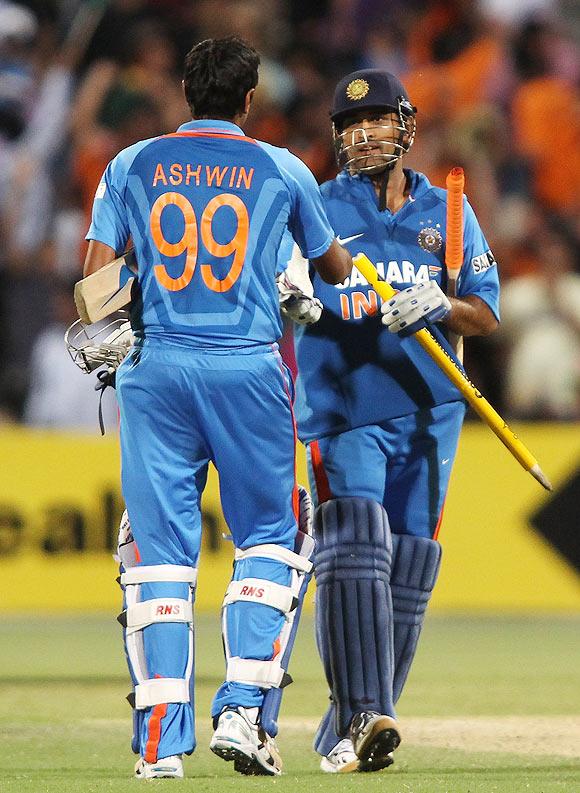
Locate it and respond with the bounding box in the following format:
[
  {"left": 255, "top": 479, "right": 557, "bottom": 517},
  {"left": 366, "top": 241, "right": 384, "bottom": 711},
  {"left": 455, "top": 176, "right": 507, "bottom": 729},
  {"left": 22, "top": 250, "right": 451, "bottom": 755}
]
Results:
[
  {"left": 116, "top": 339, "right": 298, "bottom": 761},
  {"left": 307, "top": 402, "right": 466, "bottom": 537},
  {"left": 307, "top": 402, "right": 465, "bottom": 755}
]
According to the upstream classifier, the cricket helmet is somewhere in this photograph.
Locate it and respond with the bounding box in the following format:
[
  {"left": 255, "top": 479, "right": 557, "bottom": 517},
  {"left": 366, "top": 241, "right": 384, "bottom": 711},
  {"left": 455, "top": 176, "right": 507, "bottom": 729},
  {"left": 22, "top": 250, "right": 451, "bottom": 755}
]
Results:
[{"left": 330, "top": 69, "right": 416, "bottom": 175}]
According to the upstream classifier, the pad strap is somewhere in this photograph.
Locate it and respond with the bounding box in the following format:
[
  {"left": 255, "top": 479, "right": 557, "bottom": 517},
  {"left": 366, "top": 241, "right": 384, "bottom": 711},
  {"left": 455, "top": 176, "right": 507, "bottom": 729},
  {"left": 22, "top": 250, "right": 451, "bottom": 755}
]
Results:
[
  {"left": 234, "top": 543, "right": 313, "bottom": 574},
  {"left": 226, "top": 657, "right": 286, "bottom": 689},
  {"left": 134, "top": 678, "right": 190, "bottom": 709},
  {"left": 120, "top": 598, "right": 193, "bottom": 635},
  {"left": 223, "top": 579, "right": 297, "bottom": 614},
  {"left": 120, "top": 564, "right": 197, "bottom": 586}
]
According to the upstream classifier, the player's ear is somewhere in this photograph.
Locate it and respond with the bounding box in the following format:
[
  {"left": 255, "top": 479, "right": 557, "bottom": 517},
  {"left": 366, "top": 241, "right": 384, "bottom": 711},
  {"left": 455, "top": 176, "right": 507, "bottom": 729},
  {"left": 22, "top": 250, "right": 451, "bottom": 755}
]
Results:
[{"left": 244, "top": 88, "right": 255, "bottom": 115}]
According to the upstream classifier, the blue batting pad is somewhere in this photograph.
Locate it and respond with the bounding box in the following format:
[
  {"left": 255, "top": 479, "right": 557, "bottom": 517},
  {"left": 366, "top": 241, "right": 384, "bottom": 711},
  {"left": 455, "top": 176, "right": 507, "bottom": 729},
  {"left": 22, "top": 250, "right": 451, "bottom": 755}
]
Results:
[
  {"left": 390, "top": 534, "right": 441, "bottom": 703},
  {"left": 313, "top": 497, "right": 395, "bottom": 751}
]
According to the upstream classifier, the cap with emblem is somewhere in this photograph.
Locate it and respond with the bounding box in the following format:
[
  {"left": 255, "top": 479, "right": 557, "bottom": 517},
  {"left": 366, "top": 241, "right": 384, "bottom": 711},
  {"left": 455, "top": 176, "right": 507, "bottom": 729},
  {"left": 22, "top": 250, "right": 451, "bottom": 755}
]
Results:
[{"left": 330, "top": 69, "right": 415, "bottom": 126}]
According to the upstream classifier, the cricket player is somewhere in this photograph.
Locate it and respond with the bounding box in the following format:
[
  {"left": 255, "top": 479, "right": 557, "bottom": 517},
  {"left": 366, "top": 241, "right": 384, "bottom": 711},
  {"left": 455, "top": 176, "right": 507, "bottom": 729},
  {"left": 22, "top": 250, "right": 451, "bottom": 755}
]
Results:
[
  {"left": 82, "top": 37, "right": 351, "bottom": 779},
  {"left": 285, "top": 69, "right": 500, "bottom": 772}
]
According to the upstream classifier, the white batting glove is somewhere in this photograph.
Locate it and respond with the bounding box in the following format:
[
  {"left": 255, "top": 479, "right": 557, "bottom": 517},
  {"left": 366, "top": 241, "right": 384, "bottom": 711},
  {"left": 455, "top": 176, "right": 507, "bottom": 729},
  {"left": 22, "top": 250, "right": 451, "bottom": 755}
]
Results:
[
  {"left": 276, "top": 241, "right": 323, "bottom": 325},
  {"left": 280, "top": 292, "right": 324, "bottom": 324},
  {"left": 381, "top": 281, "right": 451, "bottom": 337},
  {"left": 277, "top": 271, "right": 323, "bottom": 325}
]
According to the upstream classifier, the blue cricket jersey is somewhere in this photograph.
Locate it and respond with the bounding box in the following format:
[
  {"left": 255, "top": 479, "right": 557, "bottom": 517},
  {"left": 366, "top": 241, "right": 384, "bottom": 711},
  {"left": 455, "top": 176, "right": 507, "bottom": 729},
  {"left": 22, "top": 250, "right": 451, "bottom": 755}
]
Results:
[
  {"left": 294, "top": 169, "right": 500, "bottom": 441},
  {"left": 87, "top": 119, "right": 334, "bottom": 348}
]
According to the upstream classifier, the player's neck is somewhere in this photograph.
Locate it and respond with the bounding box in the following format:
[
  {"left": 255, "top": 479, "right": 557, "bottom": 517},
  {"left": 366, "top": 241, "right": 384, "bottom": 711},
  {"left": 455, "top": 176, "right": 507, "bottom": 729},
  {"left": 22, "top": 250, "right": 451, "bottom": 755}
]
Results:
[
  {"left": 371, "top": 164, "right": 407, "bottom": 213},
  {"left": 192, "top": 112, "right": 247, "bottom": 127}
]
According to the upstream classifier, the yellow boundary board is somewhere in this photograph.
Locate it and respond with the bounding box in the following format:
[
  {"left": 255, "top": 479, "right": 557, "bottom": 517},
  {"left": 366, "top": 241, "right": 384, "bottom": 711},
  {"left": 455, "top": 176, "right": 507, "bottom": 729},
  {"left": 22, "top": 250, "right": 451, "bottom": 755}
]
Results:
[{"left": 0, "top": 425, "right": 578, "bottom": 612}]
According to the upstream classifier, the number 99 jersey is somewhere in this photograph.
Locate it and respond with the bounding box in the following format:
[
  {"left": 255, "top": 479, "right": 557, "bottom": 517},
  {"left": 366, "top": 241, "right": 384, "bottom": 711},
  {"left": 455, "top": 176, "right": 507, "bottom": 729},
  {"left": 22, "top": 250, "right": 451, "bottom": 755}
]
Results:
[{"left": 87, "top": 119, "right": 334, "bottom": 348}]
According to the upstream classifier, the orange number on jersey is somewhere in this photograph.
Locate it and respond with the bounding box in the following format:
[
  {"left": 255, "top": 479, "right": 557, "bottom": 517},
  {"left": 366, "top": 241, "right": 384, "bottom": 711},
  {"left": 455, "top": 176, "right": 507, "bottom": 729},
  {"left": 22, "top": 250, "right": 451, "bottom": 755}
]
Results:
[
  {"left": 151, "top": 192, "right": 198, "bottom": 291},
  {"left": 150, "top": 192, "right": 248, "bottom": 293},
  {"left": 200, "top": 194, "right": 249, "bottom": 292}
]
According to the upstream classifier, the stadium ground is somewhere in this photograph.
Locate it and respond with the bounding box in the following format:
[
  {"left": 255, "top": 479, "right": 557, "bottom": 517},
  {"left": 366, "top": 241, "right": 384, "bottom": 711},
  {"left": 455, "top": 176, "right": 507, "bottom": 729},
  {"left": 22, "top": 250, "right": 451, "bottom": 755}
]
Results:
[{"left": 1, "top": 613, "right": 578, "bottom": 792}]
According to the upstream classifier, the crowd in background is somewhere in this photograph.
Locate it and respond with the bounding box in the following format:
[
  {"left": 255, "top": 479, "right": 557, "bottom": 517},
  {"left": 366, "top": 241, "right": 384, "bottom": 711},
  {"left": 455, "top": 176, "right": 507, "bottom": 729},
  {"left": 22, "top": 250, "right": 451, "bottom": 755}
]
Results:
[{"left": 0, "top": 0, "right": 578, "bottom": 429}]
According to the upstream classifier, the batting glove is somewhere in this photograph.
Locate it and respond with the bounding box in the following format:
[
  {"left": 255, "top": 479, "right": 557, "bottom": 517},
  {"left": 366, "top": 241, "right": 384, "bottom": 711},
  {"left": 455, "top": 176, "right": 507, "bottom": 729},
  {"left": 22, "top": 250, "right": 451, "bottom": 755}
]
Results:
[
  {"left": 381, "top": 281, "right": 451, "bottom": 337},
  {"left": 277, "top": 271, "right": 323, "bottom": 325},
  {"left": 280, "top": 293, "right": 323, "bottom": 325}
]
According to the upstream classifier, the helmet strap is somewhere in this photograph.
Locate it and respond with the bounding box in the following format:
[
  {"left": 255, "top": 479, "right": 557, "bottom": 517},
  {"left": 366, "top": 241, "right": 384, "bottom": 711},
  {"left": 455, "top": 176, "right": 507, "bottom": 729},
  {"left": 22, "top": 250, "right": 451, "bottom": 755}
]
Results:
[{"left": 378, "top": 167, "right": 391, "bottom": 212}]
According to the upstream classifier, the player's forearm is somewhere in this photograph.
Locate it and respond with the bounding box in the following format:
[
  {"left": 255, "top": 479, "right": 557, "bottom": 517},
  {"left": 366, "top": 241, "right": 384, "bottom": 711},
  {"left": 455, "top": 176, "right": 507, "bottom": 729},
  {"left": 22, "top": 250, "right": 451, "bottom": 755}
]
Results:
[
  {"left": 83, "top": 239, "right": 118, "bottom": 277},
  {"left": 312, "top": 239, "right": 352, "bottom": 284},
  {"left": 444, "top": 295, "right": 498, "bottom": 337}
]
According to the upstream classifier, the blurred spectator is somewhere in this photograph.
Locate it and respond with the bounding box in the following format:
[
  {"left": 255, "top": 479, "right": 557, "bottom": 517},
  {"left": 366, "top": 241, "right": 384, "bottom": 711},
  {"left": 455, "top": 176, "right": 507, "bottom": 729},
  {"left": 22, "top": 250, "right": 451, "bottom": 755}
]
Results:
[
  {"left": 498, "top": 226, "right": 580, "bottom": 419},
  {"left": 73, "top": 0, "right": 164, "bottom": 69},
  {"left": 403, "top": 1, "right": 508, "bottom": 122},
  {"left": 0, "top": 0, "right": 41, "bottom": 265},
  {"left": 358, "top": 20, "right": 409, "bottom": 75},
  {"left": 480, "top": 0, "right": 556, "bottom": 26},
  {"left": 70, "top": 17, "right": 186, "bottom": 228},
  {"left": 511, "top": 18, "right": 580, "bottom": 218},
  {"left": 0, "top": 1, "right": 37, "bottom": 136},
  {"left": 0, "top": 0, "right": 111, "bottom": 268}
]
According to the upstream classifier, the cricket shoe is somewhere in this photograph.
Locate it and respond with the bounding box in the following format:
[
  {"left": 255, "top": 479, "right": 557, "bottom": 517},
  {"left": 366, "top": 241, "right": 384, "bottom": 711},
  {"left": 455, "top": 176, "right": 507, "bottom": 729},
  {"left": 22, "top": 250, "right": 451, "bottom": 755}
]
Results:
[
  {"left": 349, "top": 711, "right": 400, "bottom": 772},
  {"left": 210, "top": 706, "right": 282, "bottom": 776},
  {"left": 320, "top": 738, "right": 360, "bottom": 773},
  {"left": 134, "top": 754, "right": 183, "bottom": 779}
]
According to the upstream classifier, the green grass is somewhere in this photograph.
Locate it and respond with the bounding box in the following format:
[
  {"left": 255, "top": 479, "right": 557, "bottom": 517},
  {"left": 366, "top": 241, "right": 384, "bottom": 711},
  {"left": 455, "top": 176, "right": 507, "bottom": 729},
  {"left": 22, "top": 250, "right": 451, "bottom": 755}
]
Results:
[{"left": 1, "top": 613, "right": 579, "bottom": 792}]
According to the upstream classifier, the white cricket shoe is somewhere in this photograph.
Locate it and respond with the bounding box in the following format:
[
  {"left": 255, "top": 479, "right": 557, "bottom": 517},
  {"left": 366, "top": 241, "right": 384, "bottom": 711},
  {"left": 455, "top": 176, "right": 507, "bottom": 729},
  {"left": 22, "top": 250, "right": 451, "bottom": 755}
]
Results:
[
  {"left": 134, "top": 754, "right": 184, "bottom": 779},
  {"left": 210, "top": 706, "right": 282, "bottom": 776},
  {"left": 320, "top": 738, "right": 360, "bottom": 773},
  {"left": 350, "top": 711, "right": 400, "bottom": 772}
]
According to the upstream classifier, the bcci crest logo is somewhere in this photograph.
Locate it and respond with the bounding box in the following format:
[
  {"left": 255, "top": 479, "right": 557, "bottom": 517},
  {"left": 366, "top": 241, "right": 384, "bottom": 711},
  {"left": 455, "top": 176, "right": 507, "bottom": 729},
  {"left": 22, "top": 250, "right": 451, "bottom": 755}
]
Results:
[
  {"left": 346, "top": 79, "right": 370, "bottom": 101},
  {"left": 418, "top": 227, "right": 443, "bottom": 253}
]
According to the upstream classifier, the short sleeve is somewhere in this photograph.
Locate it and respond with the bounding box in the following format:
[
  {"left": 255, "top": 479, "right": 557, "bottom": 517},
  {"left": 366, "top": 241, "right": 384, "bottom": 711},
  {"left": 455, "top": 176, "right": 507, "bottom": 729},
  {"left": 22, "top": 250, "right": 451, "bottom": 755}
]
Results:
[
  {"left": 457, "top": 198, "right": 500, "bottom": 320},
  {"left": 260, "top": 145, "right": 334, "bottom": 260},
  {"left": 86, "top": 155, "right": 130, "bottom": 253}
]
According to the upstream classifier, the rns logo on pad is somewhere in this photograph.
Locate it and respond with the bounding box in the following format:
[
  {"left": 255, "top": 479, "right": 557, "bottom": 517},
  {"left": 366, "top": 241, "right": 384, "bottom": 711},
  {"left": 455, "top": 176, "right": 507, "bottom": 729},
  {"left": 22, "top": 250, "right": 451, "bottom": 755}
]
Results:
[
  {"left": 471, "top": 250, "right": 496, "bottom": 274},
  {"left": 240, "top": 585, "right": 265, "bottom": 598},
  {"left": 156, "top": 604, "right": 181, "bottom": 615}
]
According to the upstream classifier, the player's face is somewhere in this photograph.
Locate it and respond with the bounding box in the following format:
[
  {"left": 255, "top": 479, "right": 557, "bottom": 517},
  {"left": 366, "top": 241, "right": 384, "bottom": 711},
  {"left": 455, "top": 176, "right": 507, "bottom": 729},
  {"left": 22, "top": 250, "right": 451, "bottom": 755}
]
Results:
[{"left": 336, "top": 109, "right": 415, "bottom": 175}]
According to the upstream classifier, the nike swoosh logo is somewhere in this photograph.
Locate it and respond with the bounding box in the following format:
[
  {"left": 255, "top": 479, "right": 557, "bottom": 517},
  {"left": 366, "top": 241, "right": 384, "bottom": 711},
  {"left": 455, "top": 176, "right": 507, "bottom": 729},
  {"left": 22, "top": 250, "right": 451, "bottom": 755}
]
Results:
[
  {"left": 336, "top": 233, "right": 364, "bottom": 246},
  {"left": 442, "top": 458, "right": 450, "bottom": 465}
]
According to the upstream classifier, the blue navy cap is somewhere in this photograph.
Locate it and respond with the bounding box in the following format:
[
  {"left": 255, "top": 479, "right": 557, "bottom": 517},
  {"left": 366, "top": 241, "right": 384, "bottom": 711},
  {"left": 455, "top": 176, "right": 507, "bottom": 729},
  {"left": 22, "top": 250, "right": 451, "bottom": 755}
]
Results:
[{"left": 330, "top": 69, "right": 415, "bottom": 125}]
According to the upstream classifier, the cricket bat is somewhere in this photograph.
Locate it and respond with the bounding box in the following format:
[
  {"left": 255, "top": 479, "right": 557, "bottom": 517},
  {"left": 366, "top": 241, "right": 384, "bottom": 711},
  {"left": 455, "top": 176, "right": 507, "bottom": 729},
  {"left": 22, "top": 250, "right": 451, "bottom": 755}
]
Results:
[
  {"left": 74, "top": 249, "right": 138, "bottom": 324},
  {"left": 353, "top": 252, "right": 552, "bottom": 492}
]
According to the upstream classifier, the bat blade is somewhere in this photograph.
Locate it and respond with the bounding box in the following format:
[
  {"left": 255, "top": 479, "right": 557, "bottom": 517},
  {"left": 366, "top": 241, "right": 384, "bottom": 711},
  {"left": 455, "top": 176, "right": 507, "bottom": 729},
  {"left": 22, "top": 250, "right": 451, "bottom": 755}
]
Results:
[{"left": 74, "top": 250, "right": 137, "bottom": 323}]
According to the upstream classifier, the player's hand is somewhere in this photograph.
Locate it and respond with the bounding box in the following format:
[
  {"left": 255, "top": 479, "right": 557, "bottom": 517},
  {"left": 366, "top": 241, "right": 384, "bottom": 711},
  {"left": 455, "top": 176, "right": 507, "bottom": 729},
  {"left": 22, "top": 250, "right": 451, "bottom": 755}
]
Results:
[
  {"left": 280, "top": 294, "right": 323, "bottom": 325},
  {"left": 277, "top": 270, "right": 323, "bottom": 325},
  {"left": 381, "top": 281, "right": 451, "bottom": 337},
  {"left": 100, "top": 321, "right": 135, "bottom": 363}
]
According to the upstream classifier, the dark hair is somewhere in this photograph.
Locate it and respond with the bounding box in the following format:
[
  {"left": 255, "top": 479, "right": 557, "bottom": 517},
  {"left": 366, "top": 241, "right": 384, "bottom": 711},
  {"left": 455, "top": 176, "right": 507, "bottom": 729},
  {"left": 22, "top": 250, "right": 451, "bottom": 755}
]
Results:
[{"left": 183, "top": 36, "right": 259, "bottom": 120}]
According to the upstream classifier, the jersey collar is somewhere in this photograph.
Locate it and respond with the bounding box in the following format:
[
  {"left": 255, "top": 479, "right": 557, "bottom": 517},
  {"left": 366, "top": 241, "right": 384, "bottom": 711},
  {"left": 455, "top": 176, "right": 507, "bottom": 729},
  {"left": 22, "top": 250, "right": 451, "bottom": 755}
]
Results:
[
  {"left": 404, "top": 169, "right": 431, "bottom": 198},
  {"left": 177, "top": 119, "right": 245, "bottom": 135},
  {"left": 339, "top": 168, "right": 431, "bottom": 206}
]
